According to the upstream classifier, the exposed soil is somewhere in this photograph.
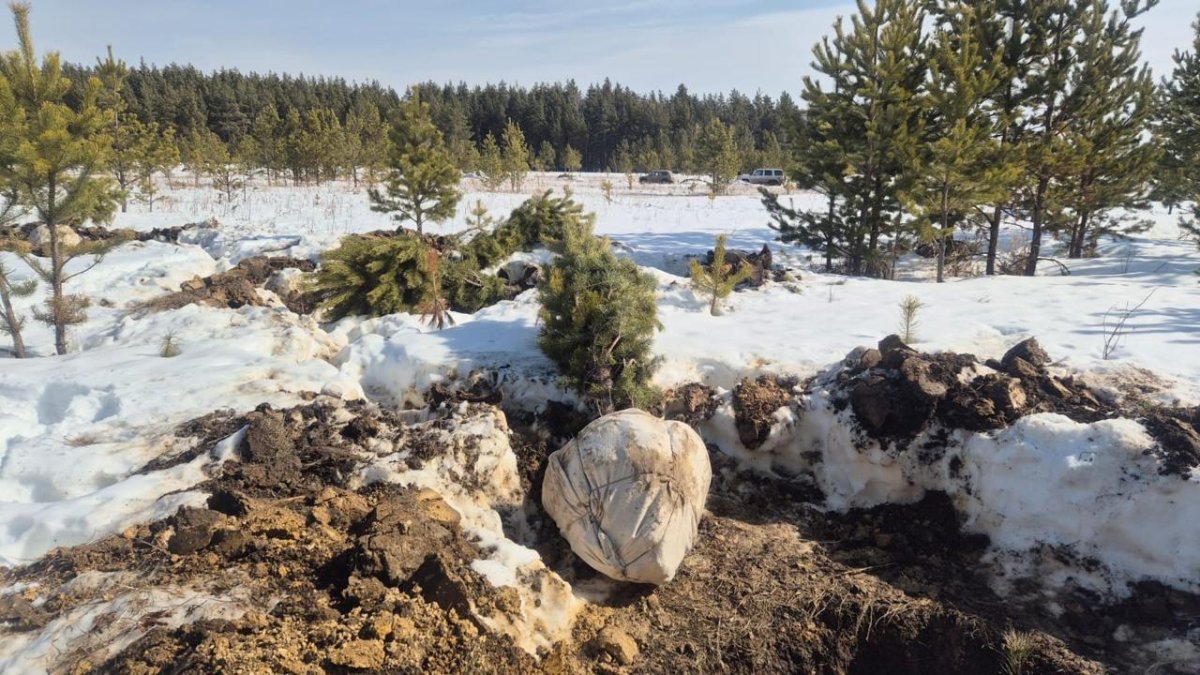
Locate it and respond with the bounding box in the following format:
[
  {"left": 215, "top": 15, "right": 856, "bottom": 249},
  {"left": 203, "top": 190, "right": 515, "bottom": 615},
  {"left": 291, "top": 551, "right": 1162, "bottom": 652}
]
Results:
[
  {"left": 139, "top": 255, "right": 317, "bottom": 314},
  {"left": 1139, "top": 405, "right": 1200, "bottom": 477},
  {"left": 3, "top": 386, "right": 1197, "bottom": 673},
  {"left": 696, "top": 243, "right": 786, "bottom": 287},
  {"left": 659, "top": 382, "right": 720, "bottom": 427},
  {"left": 834, "top": 336, "right": 1200, "bottom": 481},
  {"left": 731, "top": 375, "right": 798, "bottom": 449},
  {"left": 554, "top": 458, "right": 1109, "bottom": 675},
  {"left": 0, "top": 220, "right": 209, "bottom": 255},
  {"left": 839, "top": 336, "right": 1120, "bottom": 447}
]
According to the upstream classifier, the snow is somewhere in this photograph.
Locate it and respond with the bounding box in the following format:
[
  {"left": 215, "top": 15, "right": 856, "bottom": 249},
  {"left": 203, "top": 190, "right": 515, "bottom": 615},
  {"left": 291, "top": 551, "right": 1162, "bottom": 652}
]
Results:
[
  {"left": 0, "top": 239, "right": 357, "bottom": 566},
  {"left": 356, "top": 405, "right": 581, "bottom": 655},
  {"left": 1, "top": 172, "right": 1198, "bottom": 667},
  {"left": 331, "top": 289, "right": 572, "bottom": 412},
  {"left": 0, "top": 576, "right": 252, "bottom": 672},
  {"left": 707, "top": 371, "right": 1200, "bottom": 594}
]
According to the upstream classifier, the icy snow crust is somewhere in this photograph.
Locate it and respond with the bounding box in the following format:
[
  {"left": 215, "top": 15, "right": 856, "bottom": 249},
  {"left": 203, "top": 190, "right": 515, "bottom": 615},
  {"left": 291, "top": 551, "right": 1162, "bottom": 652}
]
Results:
[{"left": 1, "top": 173, "right": 1198, "bottom": 667}]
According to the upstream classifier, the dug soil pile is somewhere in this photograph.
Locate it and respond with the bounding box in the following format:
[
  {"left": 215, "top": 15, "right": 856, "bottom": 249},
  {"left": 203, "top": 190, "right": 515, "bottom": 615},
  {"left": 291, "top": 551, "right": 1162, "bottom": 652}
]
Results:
[{"left": 3, "top": 339, "right": 1198, "bottom": 673}]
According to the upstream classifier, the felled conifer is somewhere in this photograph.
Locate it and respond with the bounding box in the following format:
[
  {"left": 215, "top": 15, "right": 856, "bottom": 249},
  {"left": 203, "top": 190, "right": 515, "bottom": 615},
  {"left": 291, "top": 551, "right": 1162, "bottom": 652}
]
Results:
[{"left": 310, "top": 234, "right": 436, "bottom": 320}]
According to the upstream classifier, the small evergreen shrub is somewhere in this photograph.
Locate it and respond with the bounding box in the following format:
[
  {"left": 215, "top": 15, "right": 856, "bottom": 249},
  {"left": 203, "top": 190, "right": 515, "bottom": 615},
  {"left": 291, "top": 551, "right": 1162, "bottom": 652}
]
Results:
[
  {"left": 497, "top": 190, "right": 595, "bottom": 253},
  {"left": 311, "top": 192, "right": 598, "bottom": 322},
  {"left": 601, "top": 179, "right": 614, "bottom": 203},
  {"left": 898, "top": 295, "right": 922, "bottom": 343},
  {"left": 690, "top": 234, "right": 752, "bottom": 316},
  {"left": 538, "top": 216, "right": 661, "bottom": 413},
  {"left": 310, "top": 234, "right": 439, "bottom": 320}
]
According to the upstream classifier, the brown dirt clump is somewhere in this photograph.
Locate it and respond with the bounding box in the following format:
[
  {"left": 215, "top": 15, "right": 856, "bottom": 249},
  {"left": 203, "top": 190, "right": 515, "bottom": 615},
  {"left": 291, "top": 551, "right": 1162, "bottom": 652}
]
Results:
[
  {"left": 841, "top": 335, "right": 1118, "bottom": 448},
  {"left": 3, "top": 399, "right": 541, "bottom": 674},
  {"left": 1139, "top": 405, "right": 1200, "bottom": 477},
  {"left": 698, "top": 243, "right": 782, "bottom": 287},
  {"left": 0, "top": 220, "right": 208, "bottom": 255},
  {"left": 731, "top": 375, "right": 797, "bottom": 449},
  {"left": 140, "top": 255, "right": 316, "bottom": 313},
  {"left": 837, "top": 336, "right": 1200, "bottom": 482},
  {"left": 659, "top": 382, "right": 720, "bottom": 427}
]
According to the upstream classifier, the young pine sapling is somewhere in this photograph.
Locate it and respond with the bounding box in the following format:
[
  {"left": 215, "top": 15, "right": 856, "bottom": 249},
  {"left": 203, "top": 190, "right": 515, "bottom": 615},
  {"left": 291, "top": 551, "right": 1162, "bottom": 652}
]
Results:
[
  {"left": 690, "top": 234, "right": 752, "bottom": 316},
  {"left": 898, "top": 295, "right": 923, "bottom": 344},
  {"left": 600, "top": 179, "right": 614, "bottom": 204}
]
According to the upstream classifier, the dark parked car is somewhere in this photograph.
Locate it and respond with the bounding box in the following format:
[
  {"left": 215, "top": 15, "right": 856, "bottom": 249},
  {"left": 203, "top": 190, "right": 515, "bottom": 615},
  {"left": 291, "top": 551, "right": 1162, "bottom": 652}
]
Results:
[{"left": 638, "top": 170, "right": 675, "bottom": 184}]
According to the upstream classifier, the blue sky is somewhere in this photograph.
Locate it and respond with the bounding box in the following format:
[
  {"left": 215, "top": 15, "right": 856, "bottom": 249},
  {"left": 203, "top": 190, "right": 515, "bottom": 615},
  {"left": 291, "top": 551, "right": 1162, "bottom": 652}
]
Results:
[{"left": 13, "top": 0, "right": 1199, "bottom": 95}]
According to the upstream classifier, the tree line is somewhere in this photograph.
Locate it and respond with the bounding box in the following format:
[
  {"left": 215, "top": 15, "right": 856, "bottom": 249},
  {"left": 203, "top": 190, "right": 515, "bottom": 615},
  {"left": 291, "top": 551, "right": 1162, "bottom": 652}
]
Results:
[
  {"left": 765, "top": 0, "right": 1182, "bottom": 279},
  {"left": 54, "top": 61, "right": 800, "bottom": 178}
]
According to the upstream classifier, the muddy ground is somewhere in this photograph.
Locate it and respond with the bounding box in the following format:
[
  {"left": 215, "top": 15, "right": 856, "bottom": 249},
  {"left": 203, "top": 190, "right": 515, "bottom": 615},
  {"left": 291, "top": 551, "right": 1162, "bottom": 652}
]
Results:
[{"left": 2, "top": 345, "right": 1199, "bottom": 673}]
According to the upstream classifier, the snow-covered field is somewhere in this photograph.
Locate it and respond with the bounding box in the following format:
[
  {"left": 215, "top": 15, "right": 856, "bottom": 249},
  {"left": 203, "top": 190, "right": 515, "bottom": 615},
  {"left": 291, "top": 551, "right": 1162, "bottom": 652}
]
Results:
[{"left": 1, "top": 172, "right": 1198, "bottom": 669}]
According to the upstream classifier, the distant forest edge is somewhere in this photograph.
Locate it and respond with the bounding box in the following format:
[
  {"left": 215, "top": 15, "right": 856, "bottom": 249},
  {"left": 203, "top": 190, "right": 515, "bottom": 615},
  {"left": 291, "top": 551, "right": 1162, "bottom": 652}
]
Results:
[{"left": 59, "top": 63, "right": 799, "bottom": 174}]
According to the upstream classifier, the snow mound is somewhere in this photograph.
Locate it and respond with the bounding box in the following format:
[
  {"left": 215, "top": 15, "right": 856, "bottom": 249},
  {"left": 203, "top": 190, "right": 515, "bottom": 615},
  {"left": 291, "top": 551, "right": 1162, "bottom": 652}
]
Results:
[
  {"left": 333, "top": 290, "right": 572, "bottom": 412},
  {"left": 704, "top": 357, "right": 1200, "bottom": 596}
]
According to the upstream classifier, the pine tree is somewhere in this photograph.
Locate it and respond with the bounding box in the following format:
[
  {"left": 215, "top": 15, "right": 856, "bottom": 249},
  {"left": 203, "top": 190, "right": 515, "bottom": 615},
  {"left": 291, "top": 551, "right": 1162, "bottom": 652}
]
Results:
[
  {"left": 538, "top": 210, "right": 660, "bottom": 413},
  {"left": 0, "top": 3, "right": 122, "bottom": 355},
  {"left": 478, "top": 133, "right": 507, "bottom": 191},
  {"left": 690, "top": 234, "right": 752, "bottom": 315},
  {"left": 612, "top": 140, "right": 634, "bottom": 176},
  {"left": 1059, "top": 1, "right": 1158, "bottom": 258},
  {"left": 763, "top": 99, "right": 853, "bottom": 273},
  {"left": 967, "top": 0, "right": 1036, "bottom": 275},
  {"left": 282, "top": 109, "right": 307, "bottom": 185},
  {"left": 95, "top": 46, "right": 139, "bottom": 212},
  {"left": 310, "top": 234, "right": 439, "bottom": 320},
  {"left": 562, "top": 144, "right": 583, "bottom": 174},
  {"left": 697, "top": 118, "right": 740, "bottom": 193},
  {"left": 634, "top": 143, "right": 661, "bottom": 172},
  {"left": 769, "top": 0, "right": 926, "bottom": 277},
  {"left": 0, "top": 55, "right": 29, "bottom": 357},
  {"left": 464, "top": 199, "right": 494, "bottom": 233},
  {"left": 537, "top": 140, "right": 556, "bottom": 172},
  {"left": 758, "top": 131, "right": 786, "bottom": 173},
  {"left": 502, "top": 190, "right": 593, "bottom": 252},
  {"left": 501, "top": 118, "right": 529, "bottom": 192},
  {"left": 904, "top": 4, "right": 1016, "bottom": 283},
  {"left": 0, "top": 133, "right": 34, "bottom": 357},
  {"left": 182, "top": 127, "right": 226, "bottom": 186},
  {"left": 1016, "top": 0, "right": 1099, "bottom": 275},
  {"left": 250, "top": 106, "right": 283, "bottom": 184},
  {"left": 0, "top": 253, "right": 36, "bottom": 358},
  {"left": 207, "top": 140, "right": 241, "bottom": 202},
  {"left": 441, "top": 105, "right": 478, "bottom": 172},
  {"left": 296, "top": 108, "right": 342, "bottom": 183},
  {"left": 1157, "top": 11, "right": 1200, "bottom": 239},
  {"left": 368, "top": 97, "right": 461, "bottom": 234},
  {"left": 134, "top": 123, "right": 178, "bottom": 211}
]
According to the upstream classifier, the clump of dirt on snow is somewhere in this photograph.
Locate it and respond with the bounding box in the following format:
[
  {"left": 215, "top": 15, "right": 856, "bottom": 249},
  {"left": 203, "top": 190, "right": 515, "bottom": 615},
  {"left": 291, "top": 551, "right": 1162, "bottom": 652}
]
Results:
[
  {"left": 138, "top": 255, "right": 316, "bottom": 314},
  {"left": 731, "top": 375, "right": 798, "bottom": 449},
  {"left": 840, "top": 335, "right": 1115, "bottom": 446}
]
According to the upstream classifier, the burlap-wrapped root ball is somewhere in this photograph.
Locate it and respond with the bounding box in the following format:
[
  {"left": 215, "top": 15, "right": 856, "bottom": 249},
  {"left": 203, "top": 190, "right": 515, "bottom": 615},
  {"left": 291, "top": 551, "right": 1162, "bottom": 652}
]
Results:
[{"left": 542, "top": 409, "right": 712, "bottom": 584}]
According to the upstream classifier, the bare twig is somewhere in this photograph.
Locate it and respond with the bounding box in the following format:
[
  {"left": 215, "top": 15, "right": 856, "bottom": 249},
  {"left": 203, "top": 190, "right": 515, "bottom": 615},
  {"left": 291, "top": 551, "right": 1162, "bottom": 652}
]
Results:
[{"left": 1101, "top": 288, "right": 1156, "bottom": 360}]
